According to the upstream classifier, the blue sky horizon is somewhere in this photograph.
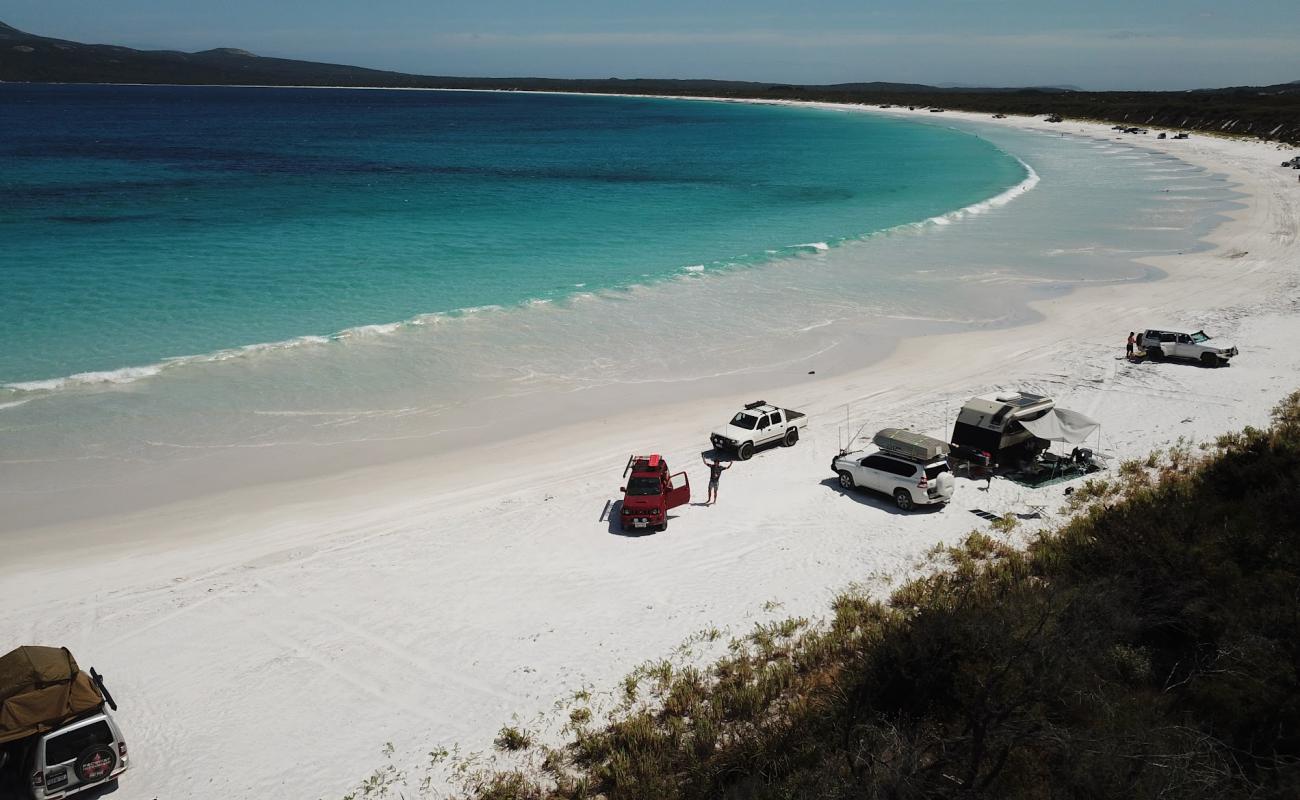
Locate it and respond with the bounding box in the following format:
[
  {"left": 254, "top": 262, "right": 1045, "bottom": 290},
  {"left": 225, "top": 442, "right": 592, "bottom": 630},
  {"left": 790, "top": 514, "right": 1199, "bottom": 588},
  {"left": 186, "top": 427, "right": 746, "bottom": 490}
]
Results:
[{"left": 5, "top": 1, "right": 1298, "bottom": 92}]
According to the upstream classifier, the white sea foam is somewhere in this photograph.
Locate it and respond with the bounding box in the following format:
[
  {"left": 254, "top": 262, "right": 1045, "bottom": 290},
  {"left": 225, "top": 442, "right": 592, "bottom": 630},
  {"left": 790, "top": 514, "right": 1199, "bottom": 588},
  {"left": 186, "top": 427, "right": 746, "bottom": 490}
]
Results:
[
  {"left": 924, "top": 158, "right": 1041, "bottom": 226},
  {"left": 5, "top": 364, "right": 168, "bottom": 393},
  {"left": 5, "top": 155, "right": 1044, "bottom": 402}
]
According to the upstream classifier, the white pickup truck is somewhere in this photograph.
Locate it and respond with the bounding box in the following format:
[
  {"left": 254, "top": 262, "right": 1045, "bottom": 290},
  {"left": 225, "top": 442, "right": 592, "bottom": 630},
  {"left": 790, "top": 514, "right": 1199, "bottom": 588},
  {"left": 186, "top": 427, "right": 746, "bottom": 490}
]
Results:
[
  {"left": 710, "top": 401, "right": 808, "bottom": 460},
  {"left": 1140, "top": 328, "right": 1238, "bottom": 367}
]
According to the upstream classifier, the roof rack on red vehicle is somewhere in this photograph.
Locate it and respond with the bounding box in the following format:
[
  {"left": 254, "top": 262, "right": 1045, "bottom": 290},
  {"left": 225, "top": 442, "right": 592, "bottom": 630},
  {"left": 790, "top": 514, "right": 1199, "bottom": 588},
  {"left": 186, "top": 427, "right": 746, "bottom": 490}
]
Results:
[{"left": 623, "top": 453, "right": 661, "bottom": 477}]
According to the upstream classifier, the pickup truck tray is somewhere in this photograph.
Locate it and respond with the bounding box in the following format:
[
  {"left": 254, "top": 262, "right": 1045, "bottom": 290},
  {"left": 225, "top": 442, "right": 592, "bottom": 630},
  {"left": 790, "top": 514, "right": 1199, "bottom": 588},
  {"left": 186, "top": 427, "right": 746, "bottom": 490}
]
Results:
[{"left": 872, "top": 428, "right": 950, "bottom": 462}]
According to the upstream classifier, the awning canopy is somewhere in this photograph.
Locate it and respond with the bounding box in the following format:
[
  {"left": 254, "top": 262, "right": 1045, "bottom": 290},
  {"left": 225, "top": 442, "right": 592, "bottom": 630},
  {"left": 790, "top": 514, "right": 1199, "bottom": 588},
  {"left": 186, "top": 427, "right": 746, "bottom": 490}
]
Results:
[{"left": 1019, "top": 407, "right": 1100, "bottom": 444}]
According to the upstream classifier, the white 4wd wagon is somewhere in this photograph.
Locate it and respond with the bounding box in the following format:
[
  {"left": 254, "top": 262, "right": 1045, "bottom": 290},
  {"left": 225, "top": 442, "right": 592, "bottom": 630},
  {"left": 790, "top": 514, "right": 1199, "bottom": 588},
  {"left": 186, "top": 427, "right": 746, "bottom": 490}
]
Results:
[
  {"left": 832, "top": 429, "right": 956, "bottom": 511},
  {"left": 1140, "top": 329, "right": 1237, "bottom": 367}
]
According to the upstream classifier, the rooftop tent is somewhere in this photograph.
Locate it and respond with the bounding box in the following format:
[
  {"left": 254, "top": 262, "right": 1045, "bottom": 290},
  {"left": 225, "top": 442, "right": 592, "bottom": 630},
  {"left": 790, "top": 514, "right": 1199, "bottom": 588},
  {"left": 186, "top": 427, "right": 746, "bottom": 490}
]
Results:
[
  {"left": 0, "top": 646, "right": 104, "bottom": 745},
  {"left": 1017, "top": 407, "right": 1100, "bottom": 444},
  {"left": 872, "top": 428, "right": 950, "bottom": 462}
]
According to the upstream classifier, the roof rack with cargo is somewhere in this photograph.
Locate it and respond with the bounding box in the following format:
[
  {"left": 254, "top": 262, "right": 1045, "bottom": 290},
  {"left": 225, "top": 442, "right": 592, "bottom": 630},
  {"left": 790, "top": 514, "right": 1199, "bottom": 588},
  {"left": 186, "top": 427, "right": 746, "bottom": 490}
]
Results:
[{"left": 871, "top": 428, "right": 950, "bottom": 463}]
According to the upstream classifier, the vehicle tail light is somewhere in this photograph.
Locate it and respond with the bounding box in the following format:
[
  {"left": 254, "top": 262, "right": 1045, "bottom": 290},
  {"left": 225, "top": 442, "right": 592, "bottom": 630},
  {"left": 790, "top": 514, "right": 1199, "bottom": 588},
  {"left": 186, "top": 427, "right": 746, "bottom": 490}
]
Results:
[
  {"left": 119, "top": 741, "right": 128, "bottom": 759},
  {"left": 32, "top": 770, "right": 43, "bottom": 787},
  {"left": 917, "top": 475, "right": 928, "bottom": 489}
]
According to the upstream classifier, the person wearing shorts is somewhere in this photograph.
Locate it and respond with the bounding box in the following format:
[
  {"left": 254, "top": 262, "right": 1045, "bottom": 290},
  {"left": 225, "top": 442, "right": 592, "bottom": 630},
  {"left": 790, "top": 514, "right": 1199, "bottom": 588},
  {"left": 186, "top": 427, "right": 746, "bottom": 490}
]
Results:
[{"left": 702, "top": 456, "right": 731, "bottom": 505}]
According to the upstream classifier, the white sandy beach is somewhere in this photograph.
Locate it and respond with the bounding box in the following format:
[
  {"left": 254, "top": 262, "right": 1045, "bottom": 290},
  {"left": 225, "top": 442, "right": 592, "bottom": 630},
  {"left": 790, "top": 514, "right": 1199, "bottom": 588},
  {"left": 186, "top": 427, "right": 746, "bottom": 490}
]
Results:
[{"left": 2, "top": 106, "right": 1298, "bottom": 799}]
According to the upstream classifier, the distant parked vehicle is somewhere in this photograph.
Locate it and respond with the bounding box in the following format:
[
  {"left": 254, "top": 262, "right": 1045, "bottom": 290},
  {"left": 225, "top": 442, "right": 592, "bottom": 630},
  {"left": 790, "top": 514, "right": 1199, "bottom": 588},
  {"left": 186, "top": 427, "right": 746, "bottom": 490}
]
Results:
[
  {"left": 710, "top": 401, "right": 807, "bottom": 460},
  {"left": 993, "top": 113, "right": 1007, "bottom": 119},
  {"left": 832, "top": 429, "right": 954, "bottom": 511},
  {"left": 1173, "top": 132, "right": 1190, "bottom": 139},
  {"left": 0, "top": 647, "right": 129, "bottom": 800},
  {"left": 1140, "top": 329, "right": 1238, "bottom": 367},
  {"left": 1045, "top": 114, "right": 1063, "bottom": 123},
  {"left": 617, "top": 454, "right": 690, "bottom": 532}
]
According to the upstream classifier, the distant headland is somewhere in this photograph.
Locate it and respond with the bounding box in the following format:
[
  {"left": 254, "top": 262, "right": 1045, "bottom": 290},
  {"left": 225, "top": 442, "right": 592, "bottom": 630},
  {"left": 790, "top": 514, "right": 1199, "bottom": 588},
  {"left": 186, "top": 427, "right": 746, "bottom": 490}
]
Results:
[{"left": 2, "top": 20, "right": 1297, "bottom": 143}]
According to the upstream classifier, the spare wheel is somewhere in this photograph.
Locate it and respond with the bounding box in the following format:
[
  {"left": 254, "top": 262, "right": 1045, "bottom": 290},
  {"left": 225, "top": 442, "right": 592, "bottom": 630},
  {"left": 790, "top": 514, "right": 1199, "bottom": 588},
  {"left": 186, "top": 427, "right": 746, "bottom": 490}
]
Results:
[{"left": 74, "top": 745, "right": 117, "bottom": 784}]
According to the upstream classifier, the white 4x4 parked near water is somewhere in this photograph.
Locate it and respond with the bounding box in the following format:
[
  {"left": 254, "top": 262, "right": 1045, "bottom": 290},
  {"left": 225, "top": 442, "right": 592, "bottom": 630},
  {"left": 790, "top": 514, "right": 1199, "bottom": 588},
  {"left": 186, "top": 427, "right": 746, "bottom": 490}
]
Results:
[
  {"left": 831, "top": 448, "right": 955, "bottom": 511},
  {"left": 710, "top": 401, "right": 808, "bottom": 460},
  {"left": 1140, "top": 329, "right": 1237, "bottom": 367}
]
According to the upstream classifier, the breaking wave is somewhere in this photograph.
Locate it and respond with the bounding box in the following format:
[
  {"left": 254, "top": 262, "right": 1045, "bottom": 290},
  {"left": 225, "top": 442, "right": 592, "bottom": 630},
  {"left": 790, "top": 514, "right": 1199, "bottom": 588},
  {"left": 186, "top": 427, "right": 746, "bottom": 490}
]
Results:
[{"left": 3, "top": 158, "right": 1039, "bottom": 404}]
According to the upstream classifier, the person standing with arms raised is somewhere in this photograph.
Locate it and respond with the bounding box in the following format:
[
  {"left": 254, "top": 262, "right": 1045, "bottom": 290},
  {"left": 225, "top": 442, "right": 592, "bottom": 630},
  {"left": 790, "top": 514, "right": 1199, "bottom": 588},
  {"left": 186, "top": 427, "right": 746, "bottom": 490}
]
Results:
[{"left": 702, "top": 455, "right": 732, "bottom": 506}]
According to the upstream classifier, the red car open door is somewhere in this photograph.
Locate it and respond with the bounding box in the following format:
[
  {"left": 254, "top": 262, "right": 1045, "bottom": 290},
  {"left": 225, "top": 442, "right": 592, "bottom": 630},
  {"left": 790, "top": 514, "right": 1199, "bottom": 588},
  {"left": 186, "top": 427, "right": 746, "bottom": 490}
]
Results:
[{"left": 665, "top": 471, "right": 691, "bottom": 510}]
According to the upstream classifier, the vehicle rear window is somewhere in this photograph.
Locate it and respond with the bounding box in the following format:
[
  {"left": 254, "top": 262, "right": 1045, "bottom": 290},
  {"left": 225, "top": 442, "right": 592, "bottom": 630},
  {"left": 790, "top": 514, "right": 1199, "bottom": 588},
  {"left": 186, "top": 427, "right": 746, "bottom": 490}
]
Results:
[
  {"left": 925, "top": 463, "right": 950, "bottom": 479},
  {"left": 45, "top": 722, "right": 113, "bottom": 766},
  {"left": 625, "top": 477, "right": 661, "bottom": 496}
]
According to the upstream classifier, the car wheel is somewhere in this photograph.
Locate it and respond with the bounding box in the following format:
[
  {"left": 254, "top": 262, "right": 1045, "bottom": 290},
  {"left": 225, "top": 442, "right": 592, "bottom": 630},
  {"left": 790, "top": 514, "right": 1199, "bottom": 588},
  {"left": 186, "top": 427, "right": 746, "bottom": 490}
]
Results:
[
  {"left": 893, "top": 489, "right": 915, "bottom": 511},
  {"left": 783, "top": 428, "right": 799, "bottom": 447},
  {"left": 73, "top": 745, "right": 117, "bottom": 784},
  {"left": 1201, "top": 353, "right": 1218, "bottom": 367},
  {"left": 656, "top": 522, "right": 667, "bottom": 532},
  {"left": 837, "top": 470, "right": 855, "bottom": 490},
  {"left": 738, "top": 441, "right": 754, "bottom": 460},
  {"left": 1149, "top": 346, "right": 1164, "bottom": 360}
]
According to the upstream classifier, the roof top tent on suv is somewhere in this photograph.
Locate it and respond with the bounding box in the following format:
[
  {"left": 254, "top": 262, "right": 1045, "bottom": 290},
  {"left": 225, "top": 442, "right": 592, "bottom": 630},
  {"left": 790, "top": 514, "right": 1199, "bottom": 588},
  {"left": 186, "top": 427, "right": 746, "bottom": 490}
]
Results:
[
  {"left": 950, "top": 391, "right": 1055, "bottom": 469},
  {"left": 0, "top": 646, "right": 129, "bottom": 800}
]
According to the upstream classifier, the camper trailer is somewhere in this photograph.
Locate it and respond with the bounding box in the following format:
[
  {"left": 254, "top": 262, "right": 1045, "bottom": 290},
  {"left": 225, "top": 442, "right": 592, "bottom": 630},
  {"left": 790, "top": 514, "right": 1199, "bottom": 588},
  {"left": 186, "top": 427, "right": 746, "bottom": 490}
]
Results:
[{"left": 950, "top": 391, "right": 1055, "bottom": 468}]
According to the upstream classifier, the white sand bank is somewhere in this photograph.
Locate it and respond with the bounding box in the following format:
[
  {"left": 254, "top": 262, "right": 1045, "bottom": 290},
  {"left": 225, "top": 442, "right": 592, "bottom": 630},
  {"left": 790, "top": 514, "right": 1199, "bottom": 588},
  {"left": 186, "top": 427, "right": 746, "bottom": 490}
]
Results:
[{"left": 2, "top": 108, "right": 1298, "bottom": 799}]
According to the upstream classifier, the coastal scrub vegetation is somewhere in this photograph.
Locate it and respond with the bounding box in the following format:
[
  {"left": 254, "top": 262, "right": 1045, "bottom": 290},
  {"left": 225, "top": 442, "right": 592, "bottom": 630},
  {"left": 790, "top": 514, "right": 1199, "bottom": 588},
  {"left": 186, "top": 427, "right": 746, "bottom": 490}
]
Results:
[{"left": 345, "top": 391, "right": 1300, "bottom": 799}]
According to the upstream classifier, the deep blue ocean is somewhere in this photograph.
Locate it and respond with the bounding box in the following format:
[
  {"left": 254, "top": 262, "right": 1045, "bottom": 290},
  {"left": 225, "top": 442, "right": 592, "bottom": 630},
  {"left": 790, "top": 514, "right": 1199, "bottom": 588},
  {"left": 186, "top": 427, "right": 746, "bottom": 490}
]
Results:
[{"left": 0, "top": 85, "right": 1026, "bottom": 385}]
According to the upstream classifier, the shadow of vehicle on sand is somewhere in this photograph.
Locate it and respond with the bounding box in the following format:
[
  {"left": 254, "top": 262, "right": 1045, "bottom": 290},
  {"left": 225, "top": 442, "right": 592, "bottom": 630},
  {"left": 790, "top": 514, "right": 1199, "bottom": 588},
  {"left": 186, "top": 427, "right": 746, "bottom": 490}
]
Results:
[
  {"left": 819, "top": 477, "right": 948, "bottom": 517},
  {"left": 604, "top": 499, "right": 682, "bottom": 537}
]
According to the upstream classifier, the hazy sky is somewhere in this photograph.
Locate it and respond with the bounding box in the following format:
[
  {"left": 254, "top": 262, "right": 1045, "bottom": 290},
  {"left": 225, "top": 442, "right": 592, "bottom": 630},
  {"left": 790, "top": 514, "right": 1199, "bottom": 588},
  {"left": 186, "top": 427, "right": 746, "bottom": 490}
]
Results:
[{"left": 6, "top": 0, "right": 1299, "bottom": 90}]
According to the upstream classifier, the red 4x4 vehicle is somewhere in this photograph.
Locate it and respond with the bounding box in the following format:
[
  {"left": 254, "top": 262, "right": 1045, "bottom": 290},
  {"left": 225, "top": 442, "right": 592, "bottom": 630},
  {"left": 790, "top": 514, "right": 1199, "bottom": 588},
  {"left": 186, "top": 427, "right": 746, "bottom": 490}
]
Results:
[{"left": 619, "top": 454, "right": 690, "bottom": 532}]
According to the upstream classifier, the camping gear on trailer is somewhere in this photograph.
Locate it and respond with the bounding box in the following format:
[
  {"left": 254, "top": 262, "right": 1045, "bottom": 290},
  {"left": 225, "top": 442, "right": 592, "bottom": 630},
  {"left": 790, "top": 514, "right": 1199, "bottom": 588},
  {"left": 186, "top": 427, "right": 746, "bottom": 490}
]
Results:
[
  {"left": 871, "top": 428, "right": 950, "bottom": 463},
  {"left": 950, "top": 391, "right": 1055, "bottom": 468},
  {"left": 1016, "top": 407, "right": 1100, "bottom": 444}
]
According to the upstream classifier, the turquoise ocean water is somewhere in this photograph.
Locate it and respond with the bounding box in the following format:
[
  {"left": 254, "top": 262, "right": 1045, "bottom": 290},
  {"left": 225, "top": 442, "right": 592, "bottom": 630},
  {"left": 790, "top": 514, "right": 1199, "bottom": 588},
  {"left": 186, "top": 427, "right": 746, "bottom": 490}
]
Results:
[
  {"left": 0, "top": 86, "right": 1239, "bottom": 529},
  {"left": 2, "top": 85, "right": 1024, "bottom": 386}
]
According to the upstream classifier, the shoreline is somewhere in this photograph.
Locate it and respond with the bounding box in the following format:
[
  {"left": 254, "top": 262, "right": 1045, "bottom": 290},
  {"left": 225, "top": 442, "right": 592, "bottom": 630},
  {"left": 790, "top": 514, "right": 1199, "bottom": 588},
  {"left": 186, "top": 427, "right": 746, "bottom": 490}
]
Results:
[
  {"left": 0, "top": 148, "right": 1040, "bottom": 397},
  {"left": 0, "top": 96, "right": 1206, "bottom": 533},
  {"left": 1, "top": 99, "right": 1297, "bottom": 800}
]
